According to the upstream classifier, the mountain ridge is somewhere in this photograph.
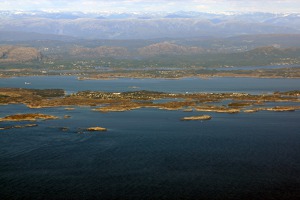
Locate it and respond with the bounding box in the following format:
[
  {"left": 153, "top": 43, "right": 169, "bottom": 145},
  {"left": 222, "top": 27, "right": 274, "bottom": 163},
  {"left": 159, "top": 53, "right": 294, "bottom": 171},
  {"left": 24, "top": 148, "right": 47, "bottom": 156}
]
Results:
[{"left": 1, "top": 11, "right": 300, "bottom": 39}]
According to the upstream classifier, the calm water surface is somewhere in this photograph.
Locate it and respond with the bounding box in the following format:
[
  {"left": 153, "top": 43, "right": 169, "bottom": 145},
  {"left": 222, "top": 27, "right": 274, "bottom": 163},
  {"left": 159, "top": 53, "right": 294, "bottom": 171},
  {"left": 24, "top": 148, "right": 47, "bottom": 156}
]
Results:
[
  {"left": 0, "top": 77, "right": 300, "bottom": 200},
  {"left": 1, "top": 76, "right": 300, "bottom": 93}
]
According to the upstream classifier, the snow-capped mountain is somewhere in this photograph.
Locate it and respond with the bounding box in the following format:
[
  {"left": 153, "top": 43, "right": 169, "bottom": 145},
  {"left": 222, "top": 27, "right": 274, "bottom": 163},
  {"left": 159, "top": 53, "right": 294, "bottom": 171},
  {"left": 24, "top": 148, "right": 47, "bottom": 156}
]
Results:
[{"left": 0, "top": 11, "right": 299, "bottom": 40}]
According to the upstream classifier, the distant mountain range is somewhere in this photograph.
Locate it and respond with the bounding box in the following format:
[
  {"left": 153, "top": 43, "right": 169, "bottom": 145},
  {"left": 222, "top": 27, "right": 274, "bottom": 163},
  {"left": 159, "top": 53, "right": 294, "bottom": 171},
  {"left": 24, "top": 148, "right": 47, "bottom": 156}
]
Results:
[
  {"left": 0, "top": 11, "right": 300, "bottom": 40},
  {"left": 1, "top": 10, "right": 300, "bottom": 21}
]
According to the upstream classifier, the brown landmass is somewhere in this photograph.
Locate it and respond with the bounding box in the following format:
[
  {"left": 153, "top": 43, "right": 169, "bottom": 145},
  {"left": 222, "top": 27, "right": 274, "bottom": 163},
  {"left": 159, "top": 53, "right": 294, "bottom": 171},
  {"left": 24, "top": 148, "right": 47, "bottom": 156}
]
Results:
[
  {"left": 138, "top": 42, "right": 204, "bottom": 56},
  {"left": 244, "top": 106, "right": 299, "bottom": 113},
  {"left": 70, "top": 46, "right": 129, "bottom": 58},
  {"left": 181, "top": 115, "right": 212, "bottom": 121},
  {"left": 86, "top": 127, "right": 107, "bottom": 132},
  {"left": 0, "top": 88, "right": 299, "bottom": 115},
  {"left": 0, "top": 124, "right": 38, "bottom": 130},
  {"left": 0, "top": 113, "right": 59, "bottom": 122},
  {"left": 1, "top": 67, "right": 300, "bottom": 79},
  {"left": 0, "top": 46, "right": 42, "bottom": 63}
]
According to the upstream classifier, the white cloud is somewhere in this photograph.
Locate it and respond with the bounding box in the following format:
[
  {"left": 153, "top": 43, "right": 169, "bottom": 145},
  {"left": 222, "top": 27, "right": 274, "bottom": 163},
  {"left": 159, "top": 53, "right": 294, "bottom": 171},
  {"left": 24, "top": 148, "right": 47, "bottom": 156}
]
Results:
[{"left": 0, "top": 0, "right": 299, "bottom": 13}]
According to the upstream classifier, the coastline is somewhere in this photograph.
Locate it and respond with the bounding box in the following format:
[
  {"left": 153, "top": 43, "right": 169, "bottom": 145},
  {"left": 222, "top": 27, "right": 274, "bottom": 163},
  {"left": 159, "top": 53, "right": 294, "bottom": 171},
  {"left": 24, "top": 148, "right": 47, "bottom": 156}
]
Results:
[
  {"left": 0, "top": 88, "right": 299, "bottom": 114},
  {"left": 1, "top": 74, "right": 300, "bottom": 80},
  {"left": 1, "top": 65, "right": 300, "bottom": 80}
]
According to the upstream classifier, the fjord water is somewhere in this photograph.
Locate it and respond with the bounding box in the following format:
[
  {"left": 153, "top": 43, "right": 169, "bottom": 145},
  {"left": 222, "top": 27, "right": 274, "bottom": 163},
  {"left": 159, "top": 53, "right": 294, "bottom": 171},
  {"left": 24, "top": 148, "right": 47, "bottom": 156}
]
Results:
[
  {"left": 1, "top": 76, "right": 300, "bottom": 93},
  {"left": 0, "top": 77, "right": 300, "bottom": 199}
]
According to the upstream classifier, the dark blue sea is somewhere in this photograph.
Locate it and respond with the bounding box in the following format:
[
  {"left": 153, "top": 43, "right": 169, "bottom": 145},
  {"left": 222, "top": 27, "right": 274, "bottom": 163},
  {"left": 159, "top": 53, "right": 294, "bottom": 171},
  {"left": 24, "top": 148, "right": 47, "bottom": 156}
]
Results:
[{"left": 1, "top": 77, "right": 300, "bottom": 200}]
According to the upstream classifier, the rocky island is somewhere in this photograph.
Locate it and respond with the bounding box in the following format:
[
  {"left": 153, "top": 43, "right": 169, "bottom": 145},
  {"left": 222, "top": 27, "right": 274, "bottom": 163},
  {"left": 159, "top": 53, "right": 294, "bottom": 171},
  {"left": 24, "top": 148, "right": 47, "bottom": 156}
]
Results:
[
  {"left": 0, "top": 124, "right": 39, "bottom": 130},
  {"left": 181, "top": 115, "right": 212, "bottom": 121},
  {"left": 0, "top": 88, "right": 299, "bottom": 117},
  {"left": 86, "top": 127, "right": 107, "bottom": 132},
  {"left": 0, "top": 113, "right": 59, "bottom": 122}
]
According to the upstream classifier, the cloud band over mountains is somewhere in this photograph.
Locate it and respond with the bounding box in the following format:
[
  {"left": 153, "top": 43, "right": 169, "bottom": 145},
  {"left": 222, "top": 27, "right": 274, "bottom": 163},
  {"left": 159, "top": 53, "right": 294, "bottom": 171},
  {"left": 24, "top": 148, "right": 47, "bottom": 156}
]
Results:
[{"left": 0, "top": 0, "right": 299, "bottom": 13}]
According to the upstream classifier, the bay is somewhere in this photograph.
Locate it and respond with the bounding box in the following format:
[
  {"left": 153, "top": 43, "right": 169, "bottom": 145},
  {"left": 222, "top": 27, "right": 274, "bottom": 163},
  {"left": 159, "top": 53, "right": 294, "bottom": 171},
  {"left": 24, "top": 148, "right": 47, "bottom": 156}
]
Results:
[{"left": 0, "top": 77, "right": 300, "bottom": 200}]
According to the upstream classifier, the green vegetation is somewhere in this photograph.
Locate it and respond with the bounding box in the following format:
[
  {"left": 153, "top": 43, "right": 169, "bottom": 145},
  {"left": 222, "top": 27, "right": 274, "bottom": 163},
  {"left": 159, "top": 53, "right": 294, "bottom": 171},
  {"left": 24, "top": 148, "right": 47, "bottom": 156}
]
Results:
[{"left": 1, "top": 37, "right": 300, "bottom": 78}]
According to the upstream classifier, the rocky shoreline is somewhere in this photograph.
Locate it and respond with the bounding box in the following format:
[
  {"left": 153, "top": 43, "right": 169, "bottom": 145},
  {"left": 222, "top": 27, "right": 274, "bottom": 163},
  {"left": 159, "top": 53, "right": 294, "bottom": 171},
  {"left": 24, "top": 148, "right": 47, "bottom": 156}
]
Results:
[
  {"left": 0, "top": 113, "right": 59, "bottom": 122},
  {"left": 0, "top": 88, "right": 299, "bottom": 121},
  {"left": 0, "top": 89, "right": 299, "bottom": 133},
  {"left": 1, "top": 66, "right": 300, "bottom": 79}
]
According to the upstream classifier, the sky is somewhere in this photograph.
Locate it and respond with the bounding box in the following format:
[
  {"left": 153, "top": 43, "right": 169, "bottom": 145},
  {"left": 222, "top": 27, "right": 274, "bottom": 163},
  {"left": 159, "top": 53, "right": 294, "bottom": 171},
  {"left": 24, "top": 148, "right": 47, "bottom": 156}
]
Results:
[{"left": 0, "top": 0, "right": 299, "bottom": 13}]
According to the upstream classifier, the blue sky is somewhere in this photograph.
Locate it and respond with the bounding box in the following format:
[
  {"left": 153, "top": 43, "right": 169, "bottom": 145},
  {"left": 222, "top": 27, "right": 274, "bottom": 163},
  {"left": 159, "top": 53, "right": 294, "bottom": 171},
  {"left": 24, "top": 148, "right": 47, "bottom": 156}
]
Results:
[{"left": 0, "top": 0, "right": 299, "bottom": 13}]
